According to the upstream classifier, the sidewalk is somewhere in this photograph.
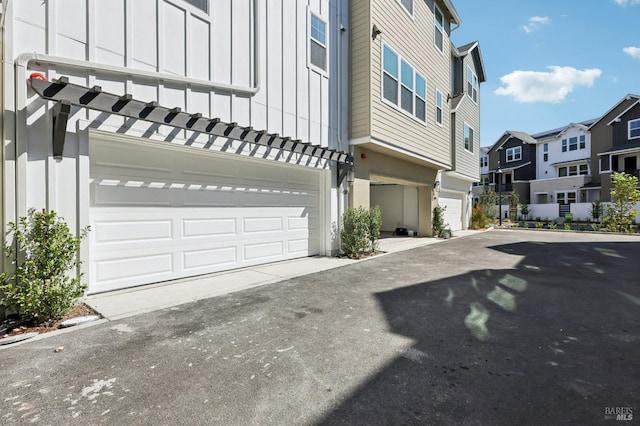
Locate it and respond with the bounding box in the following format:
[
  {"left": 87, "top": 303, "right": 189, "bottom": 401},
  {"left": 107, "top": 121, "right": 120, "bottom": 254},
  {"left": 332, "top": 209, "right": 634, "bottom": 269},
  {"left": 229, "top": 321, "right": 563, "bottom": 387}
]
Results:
[{"left": 86, "top": 230, "right": 481, "bottom": 321}]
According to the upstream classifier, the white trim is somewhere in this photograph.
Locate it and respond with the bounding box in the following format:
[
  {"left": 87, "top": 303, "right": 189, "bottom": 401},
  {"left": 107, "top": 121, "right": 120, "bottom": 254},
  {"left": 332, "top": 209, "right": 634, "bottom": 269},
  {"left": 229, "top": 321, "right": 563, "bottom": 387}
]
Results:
[
  {"left": 361, "top": 137, "right": 452, "bottom": 170},
  {"left": 307, "top": 7, "right": 329, "bottom": 78},
  {"left": 433, "top": 3, "right": 445, "bottom": 55},
  {"left": 598, "top": 146, "right": 640, "bottom": 156},
  {"left": 606, "top": 99, "right": 640, "bottom": 126},
  {"left": 629, "top": 118, "right": 640, "bottom": 140},
  {"left": 466, "top": 65, "right": 478, "bottom": 105},
  {"left": 444, "top": 171, "right": 480, "bottom": 183},
  {"left": 464, "top": 121, "right": 474, "bottom": 153},
  {"left": 505, "top": 146, "right": 521, "bottom": 162},
  {"left": 435, "top": 88, "right": 443, "bottom": 126},
  {"left": 397, "top": 0, "right": 415, "bottom": 19},
  {"left": 589, "top": 94, "right": 640, "bottom": 130}
]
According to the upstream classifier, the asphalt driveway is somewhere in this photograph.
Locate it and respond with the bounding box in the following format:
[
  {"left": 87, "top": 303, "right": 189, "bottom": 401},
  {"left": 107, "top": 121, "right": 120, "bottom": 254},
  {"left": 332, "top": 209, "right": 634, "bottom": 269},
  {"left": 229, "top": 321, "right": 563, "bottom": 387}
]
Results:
[{"left": 1, "top": 229, "right": 638, "bottom": 425}]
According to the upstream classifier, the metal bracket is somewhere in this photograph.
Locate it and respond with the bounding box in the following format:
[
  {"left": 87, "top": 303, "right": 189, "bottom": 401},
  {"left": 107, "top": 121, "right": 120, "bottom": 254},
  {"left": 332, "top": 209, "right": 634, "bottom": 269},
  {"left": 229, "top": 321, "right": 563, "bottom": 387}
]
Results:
[
  {"left": 52, "top": 100, "right": 71, "bottom": 159},
  {"left": 337, "top": 163, "right": 353, "bottom": 186}
]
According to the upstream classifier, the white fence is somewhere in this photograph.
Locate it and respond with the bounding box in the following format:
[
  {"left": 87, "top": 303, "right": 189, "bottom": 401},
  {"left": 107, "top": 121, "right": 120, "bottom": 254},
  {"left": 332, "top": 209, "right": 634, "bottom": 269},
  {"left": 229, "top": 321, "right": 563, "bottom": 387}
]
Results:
[{"left": 505, "top": 202, "right": 640, "bottom": 223}]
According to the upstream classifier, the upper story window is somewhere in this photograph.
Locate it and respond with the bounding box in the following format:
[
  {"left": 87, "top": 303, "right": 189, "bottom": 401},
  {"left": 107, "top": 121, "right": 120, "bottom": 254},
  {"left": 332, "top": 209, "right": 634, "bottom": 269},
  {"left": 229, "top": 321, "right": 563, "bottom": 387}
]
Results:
[
  {"left": 309, "top": 13, "right": 328, "bottom": 73},
  {"left": 434, "top": 5, "right": 444, "bottom": 53},
  {"left": 569, "top": 137, "right": 578, "bottom": 151},
  {"left": 185, "top": 0, "right": 207, "bottom": 12},
  {"left": 398, "top": 0, "right": 414, "bottom": 16},
  {"left": 629, "top": 119, "right": 640, "bottom": 139},
  {"left": 435, "top": 89, "right": 443, "bottom": 125},
  {"left": 464, "top": 123, "right": 474, "bottom": 152},
  {"left": 467, "top": 67, "right": 478, "bottom": 103},
  {"left": 543, "top": 143, "right": 549, "bottom": 162},
  {"left": 506, "top": 146, "right": 521, "bottom": 162},
  {"left": 561, "top": 139, "right": 567, "bottom": 152},
  {"left": 480, "top": 156, "right": 488, "bottom": 167},
  {"left": 382, "top": 43, "right": 426, "bottom": 123},
  {"left": 579, "top": 135, "right": 586, "bottom": 149},
  {"left": 558, "top": 164, "right": 589, "bottom": 177}
]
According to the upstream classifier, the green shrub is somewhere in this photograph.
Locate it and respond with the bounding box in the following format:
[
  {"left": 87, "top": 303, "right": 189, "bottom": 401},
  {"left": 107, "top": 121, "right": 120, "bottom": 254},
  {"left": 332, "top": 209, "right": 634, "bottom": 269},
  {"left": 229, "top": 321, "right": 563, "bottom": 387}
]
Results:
[
  {"left": 341, "top": 207, "right": 370, "bottom": 258},
  {"left": 433, "top": 205, "right": 447, "bottom": 238},
  {"left": 589, "top": 200, "right": 602, "bottom": 222},
  {"left": 523, "top": 222, "right": 529, "bottom": 229},
  {"left": 0, "top": 209, "right": 89, "bottom": 324},
  {"left": 579, "top": 224, "right": 586, "bottom": 232},
  {"left": 548, "top": 222, "right": 558, "bottom": 230},
  {"left": 602, "top": 172, "right": 640, "bottom": 233},
  {"left": 367, "top": 206, "right": 382, "bottom": 252},
  {"left": 471, "top": 204, "right": 490, "bottom": 229},
  {"left": 535, "top": 222, "right": 543, "bottom": 229},
  {"left": 592, "top": 223, "right": 600, "bottom": 232},
  {"left": 519, "top": 203, "right": 529, "bottom": 220},
  {"left": 564, "top": 223, "right": 572, "bottom": 231}
]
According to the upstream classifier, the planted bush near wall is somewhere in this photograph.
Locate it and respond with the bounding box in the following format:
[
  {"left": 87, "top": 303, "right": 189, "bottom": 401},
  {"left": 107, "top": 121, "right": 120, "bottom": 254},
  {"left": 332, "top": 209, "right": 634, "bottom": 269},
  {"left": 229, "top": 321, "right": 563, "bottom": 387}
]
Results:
[
  {"left": 433, "top": 205, "right": 446, "bottom": 238},
  {"left": 341, "top": 206, "right": 382, "bottom": 259},
  {"left": 0, "top": 209, "right": 89, "bottom": 324}
]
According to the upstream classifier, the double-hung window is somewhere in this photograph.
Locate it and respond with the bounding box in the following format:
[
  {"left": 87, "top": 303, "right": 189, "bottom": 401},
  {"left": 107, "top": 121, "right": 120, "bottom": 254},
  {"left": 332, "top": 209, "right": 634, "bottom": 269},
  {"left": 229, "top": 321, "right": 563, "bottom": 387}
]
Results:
[
  {"left": 561, "top": 139, "right": 567, "bottom": 152},
  {"left": 480, "top": 156, "right": 488, "bottom": 167},
  {"left": 434, "top": 5, "right": 444, "bottom": 53},
  {"left": 579, "top": 135, "right": 586, "bottom": 149},
  {"left": 309, "top": 14, "right": 327, "bottom": 72},
  {"left": 506, "top": 146, "right": 521, "bottom": 162},
  {"left": 629, "top": 119, "right": 640, "bottom": 139},
  {"left": 467, "top": 67, "right": 478, "bottom": 103},
  {"left": 543, "top": 143, "right": 549, "bottom": 162},
  {"left": 435, "top": 90, "right": 443, "bottom": 125},
  {"left": 464, "top": 123, "right": 474, "bottom": 152},
  {"left": 569, "top": 137, "right": 578, "bottom": 151},
  {"left": 382, "top": 43, "right": 426, "bottom": 123},
  {"left": 400, "top": 60, "right": 414, "bottom": 114}
]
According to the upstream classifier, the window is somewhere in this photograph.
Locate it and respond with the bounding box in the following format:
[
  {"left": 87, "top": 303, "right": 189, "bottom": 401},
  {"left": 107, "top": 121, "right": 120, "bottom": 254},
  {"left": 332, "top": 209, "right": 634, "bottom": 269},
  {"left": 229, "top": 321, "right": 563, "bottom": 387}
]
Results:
[
  {"left": 559, "top": 167, "right": 568, "bottom": 177},
  {"left": 579, "top": 135, "right": 586, "bottom": 149},
  {"left": 382, "top": 46, "right": 399, "bottom": 104},
  {"left": 309, "top": 14, "right": 327, "bottom": 72},
  {"left": 435, "top": 90, "right": 443, "bottom": 125},
  {"left": 580, "top": 164, "right": 589, "bottom": 175},
  {"left": 467, "top": 67, "right": 478, "bottom": 103},
  {"left": 434, "top": 5, "right": 444, "bottom": 53},
  {"left": 506, "top": 146, "right": 521, "bottom": 162},
  {"left": 569, "top": 137, "right": 578, "bottom": 151},
  {"left": 382, "top": 43, "right": 426, "bottom": 123},
  {"left": 185, "top": 0, "right": 207, "bottom": 12},
  {"left": 464, "top": 123, "right": 474, "bottom": 152},
  {"left": 543, "top": 143, "right": 548, "bottom": 162},
  {"left": 558, "top": 164, "right": 589, "bottom": 177},
  {"left": 480, "top": 156, "right": 488, "bottom": 167},
  {"left": 600, "top": 155, "right": 611, "bottom": 172},
  {"left": 399, "top": 0, "right": 413, "bottom": 16},
  {"left": 630, "top": 119, "right": 640, "bottom": 139}
]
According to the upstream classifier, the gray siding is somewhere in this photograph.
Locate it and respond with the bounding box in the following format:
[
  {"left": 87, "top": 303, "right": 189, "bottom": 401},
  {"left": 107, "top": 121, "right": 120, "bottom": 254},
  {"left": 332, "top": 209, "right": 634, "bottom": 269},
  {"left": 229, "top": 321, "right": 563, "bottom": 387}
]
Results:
[
  {"left": 612, "top": 103, "right": 640, "bottom": 146},
  {"left": 451, "top": 52, "right": 480, "bottom": 179}
]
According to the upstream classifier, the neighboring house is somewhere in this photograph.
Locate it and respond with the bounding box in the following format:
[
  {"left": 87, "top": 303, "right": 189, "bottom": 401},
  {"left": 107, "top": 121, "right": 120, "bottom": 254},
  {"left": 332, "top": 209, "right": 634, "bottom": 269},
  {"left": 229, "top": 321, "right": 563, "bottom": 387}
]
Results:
[
  {"left": 471, "top": 146, "right": 490, "bottom": 205},
  {"left": 1, "top": 0, "right": 352, "bottom": 294},
  {"left": 487, "top": 131, "right": 537, "bottom": 206},
  {"left": 529, "top": 119, "right": 597, "bottom": 215},
  {"left": 590, "top": 94, "right": 640, "bottom": 201},
  {"left": 438, "top": 41, "right": 486, "bottom": 231},
  {"left": 349, "top": 0, "right": 462, "bottom": 236}
]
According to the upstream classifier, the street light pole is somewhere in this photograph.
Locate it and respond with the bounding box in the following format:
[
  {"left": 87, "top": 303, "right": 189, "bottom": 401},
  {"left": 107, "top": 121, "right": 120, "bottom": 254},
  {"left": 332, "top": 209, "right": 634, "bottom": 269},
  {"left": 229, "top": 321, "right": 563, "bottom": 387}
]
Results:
[{"left": 497, "top": 161, "right": 503, "bottom": 227}]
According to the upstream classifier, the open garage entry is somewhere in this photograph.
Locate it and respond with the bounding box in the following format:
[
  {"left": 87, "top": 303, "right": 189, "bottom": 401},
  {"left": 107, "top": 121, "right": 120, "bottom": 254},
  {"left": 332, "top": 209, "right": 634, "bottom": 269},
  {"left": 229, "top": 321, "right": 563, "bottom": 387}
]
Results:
[{"left": 370, "top": 183, "right": 419, "bottom": 235}]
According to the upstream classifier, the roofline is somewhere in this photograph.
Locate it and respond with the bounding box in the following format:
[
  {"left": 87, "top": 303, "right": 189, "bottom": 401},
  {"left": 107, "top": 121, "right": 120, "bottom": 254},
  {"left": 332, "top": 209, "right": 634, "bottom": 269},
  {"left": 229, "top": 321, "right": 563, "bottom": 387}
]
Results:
[
  {"left": 606, "top": 99, "right": 640, "bottom": 126},
  {"left": 442, "top": 0, "right": 462, "bottom": 25},
  {"left": 587, "top": 94, "right": 640, "bottom": 130}
]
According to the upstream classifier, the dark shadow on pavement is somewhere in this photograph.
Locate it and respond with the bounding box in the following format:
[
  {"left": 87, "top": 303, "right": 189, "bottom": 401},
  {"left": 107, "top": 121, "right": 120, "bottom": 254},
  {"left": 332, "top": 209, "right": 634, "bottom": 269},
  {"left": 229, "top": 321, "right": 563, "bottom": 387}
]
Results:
[{"left": 319, "top": 241, "right": 640, "bottom": 425}]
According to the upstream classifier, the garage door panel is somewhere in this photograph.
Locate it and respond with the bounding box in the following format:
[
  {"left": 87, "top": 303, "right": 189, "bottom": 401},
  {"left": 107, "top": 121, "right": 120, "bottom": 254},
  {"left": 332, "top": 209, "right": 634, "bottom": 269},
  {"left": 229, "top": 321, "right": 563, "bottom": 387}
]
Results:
[
  {"left": 440, "top": 193, "right": 463, "bottom": 231},
  {"left": 89, "top": 138, "right": 321, "bottom": 293}
]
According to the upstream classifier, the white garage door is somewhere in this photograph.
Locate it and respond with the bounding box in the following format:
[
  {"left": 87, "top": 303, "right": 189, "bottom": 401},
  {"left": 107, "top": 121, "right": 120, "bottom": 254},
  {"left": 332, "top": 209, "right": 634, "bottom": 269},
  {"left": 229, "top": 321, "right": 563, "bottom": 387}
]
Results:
[
  {"left": 439, "top": 193, "right": 463, "bottom": 231},
  {"left": 89, "top": 137, "right": 321, "bottom": 293}
]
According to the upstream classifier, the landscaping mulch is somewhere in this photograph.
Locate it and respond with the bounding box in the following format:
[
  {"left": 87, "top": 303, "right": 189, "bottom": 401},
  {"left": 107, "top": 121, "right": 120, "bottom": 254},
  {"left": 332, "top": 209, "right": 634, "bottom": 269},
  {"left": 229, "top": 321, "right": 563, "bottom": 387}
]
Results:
[{"left": 0, "top": 304, "right": 101, "bottom": 338}]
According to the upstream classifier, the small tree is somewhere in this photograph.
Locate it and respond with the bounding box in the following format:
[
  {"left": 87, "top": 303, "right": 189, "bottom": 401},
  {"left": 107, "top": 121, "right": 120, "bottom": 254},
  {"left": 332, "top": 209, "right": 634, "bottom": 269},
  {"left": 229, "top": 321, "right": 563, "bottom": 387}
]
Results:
[
  {"left": 589, "top": 200, "right": 603, "bottom": 223},
  {"left": 519, "top": 202, "right": 530, "bottom": 221},
  {"left": 340, "top": 207, "right": 369, "bottom": 258},
  {"left": 0, "top": 209, "right": 89, "bottom": 324},
  {"left": 479, "top": 187, "right": 498, "bottom": 221},
  {"left": 508, "top": 190, "right": 520, "bottom": 222},
  {"left": 433, "top": 205, "right": 446, "bottom": 238},
  {"left": 471, "top": 204, "right": 490, "bottom": 229},
  {"left": 602, "top": 172, "right": 640, "bottom": 233},
  {"left": 367, "top": 206, "right": 383, "bottom": 252}
]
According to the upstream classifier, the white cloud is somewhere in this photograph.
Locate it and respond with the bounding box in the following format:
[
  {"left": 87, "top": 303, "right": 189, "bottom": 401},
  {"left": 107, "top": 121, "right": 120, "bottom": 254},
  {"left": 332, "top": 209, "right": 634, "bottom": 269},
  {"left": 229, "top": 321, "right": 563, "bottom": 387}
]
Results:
[
  {"left": 623, "top": 46, "right": 640, "bottom": 58},
  {"left": 613, "top": 0, "right": 640, "bottom": 6},
  {"left": 523, "top": 16, "right": 550, "bottom": 33},
  {"left": 495, "top": 66, "right": 602, "bottom": 103}
]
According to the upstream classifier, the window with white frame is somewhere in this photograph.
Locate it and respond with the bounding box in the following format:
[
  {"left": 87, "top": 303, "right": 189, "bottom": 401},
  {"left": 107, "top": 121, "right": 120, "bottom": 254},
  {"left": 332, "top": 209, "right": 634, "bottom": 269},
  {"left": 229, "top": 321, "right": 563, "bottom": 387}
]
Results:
[
  {"left": 480, "top": 156, "right": 488, "bottom": 167},
  {"left": 434, "top": 4, "right": 444, "bottom": 53},
  {"left": 506, "top": 146, "right": 521, "bottom": 162},
  {"left": 309, "top": 13, "right": 327, "bottom": 72},
  {"left": 435, "top": 90, "right": 443, "bottom": 125},
  {"left": 543, "top": 143, "right": 549, "bottom": 162},
  {"left": 569, "top": 137, "right": 578, "bottom": 151},
  {"left": 562, "top": 139, "right": 567, "bottom": 152},
  {"left": 630, "top": 118, "right": 640, "bottom": 139},
  {"left": 185, "top": 0, "right": 207, "bottom": 12},
  {"left": 579, "top": 135, "right": 586, "bottom": 149},
  {"left": 464, "top": 123, "right": 474, "bottom": 152},
  {"left": 558, "top": 164, "right": 589, "bottom": 177},
  {"left": 399, "top": 0, "right": 413, "bottom": 16},
  {"left": 382, "top": 43, "right": 426, "bottom": 122},
  {"left": 467, "top": 66, "right": 478, "bottom": 103}
]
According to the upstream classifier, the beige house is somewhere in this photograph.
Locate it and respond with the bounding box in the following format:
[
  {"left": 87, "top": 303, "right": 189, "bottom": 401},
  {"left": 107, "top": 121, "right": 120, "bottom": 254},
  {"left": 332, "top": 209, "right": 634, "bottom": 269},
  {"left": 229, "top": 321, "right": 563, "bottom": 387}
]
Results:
[{"left": 349, "top": 0, "right": 462, "bottom": 236}]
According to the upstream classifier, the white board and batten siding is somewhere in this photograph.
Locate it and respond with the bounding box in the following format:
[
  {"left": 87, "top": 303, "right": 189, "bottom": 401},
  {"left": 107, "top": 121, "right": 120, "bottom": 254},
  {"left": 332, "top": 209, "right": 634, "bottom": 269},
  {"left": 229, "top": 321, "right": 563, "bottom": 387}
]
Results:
[{"left": 7, "top": 0, "right": 345, "bottom": 292}]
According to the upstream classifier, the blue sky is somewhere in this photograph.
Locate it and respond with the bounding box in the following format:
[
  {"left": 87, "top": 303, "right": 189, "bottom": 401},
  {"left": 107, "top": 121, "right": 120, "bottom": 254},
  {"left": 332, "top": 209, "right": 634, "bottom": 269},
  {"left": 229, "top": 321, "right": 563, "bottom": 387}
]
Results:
[{"left": 450, "top": 0, "right": 640, "bottom": 147}]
